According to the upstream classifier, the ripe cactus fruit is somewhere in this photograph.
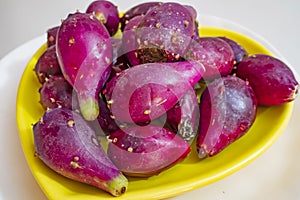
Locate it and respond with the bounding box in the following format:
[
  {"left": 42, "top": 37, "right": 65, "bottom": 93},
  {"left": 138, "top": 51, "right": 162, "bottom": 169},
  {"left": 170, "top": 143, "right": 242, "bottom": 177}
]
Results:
[
  {"left": 197, "top": 76, "right": 258, "bottom": 159},
  {"left": 218, "top": 36, "right": 248, "bottom": 64},
  {"left": 107, "top": 125, "right": 191, "bottom": 177},
  {"left": 39, "top": 76, "right": 79, "bottom": 110},
  {"left": 185, "top": 37, "right": 235, "bottom": 81},
  {"left": 56, "top": 12, "right": 112, "bottom": 121},
  {"left": 34, "top": 45, "right": 62, "bottom": 84},
  {"left": 166, "top": 89, "right": 199, "bottom": 142},
  {"left": 46, "top": 26, "right": 59, "bottom": 47},
  {"left": 135, "top": 2, "right": 196, "bottom": 63},
  {"left": 104, "top": 61, "right": 204, "bottom": 124},
  {"left": 119, "top": 2, "right": 162, "bottom": 32},
  {"left": 236, "top": 54, "right": 299, "bottom": 106},
  {"left": 86, "top": 0, "right": 120, "bottom": 36},
  {"left": 33, "top": 108, "right": 128, "bottom": 196}
]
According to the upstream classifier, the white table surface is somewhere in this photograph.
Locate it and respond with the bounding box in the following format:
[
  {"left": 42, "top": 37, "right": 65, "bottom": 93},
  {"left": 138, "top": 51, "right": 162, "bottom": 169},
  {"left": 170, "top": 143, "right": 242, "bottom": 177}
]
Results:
[{"left": 0, "top": 0, "right": 300, "bottom": 200}]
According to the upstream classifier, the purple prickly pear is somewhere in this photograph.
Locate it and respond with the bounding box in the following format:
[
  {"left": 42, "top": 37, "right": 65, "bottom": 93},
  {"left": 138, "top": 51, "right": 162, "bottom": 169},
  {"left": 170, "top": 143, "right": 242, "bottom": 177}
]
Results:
[
  {"left": 119, "top": 2, "right": 162, "bottom": 32},
  {"left": 86, "top": 0, "right": 120, "bottom": 36},
  {"left": 166, "top": 89, "right": 199, "bottom": 142},
  {"left": 56, "top": 12, "right": 112, "bottom": 121},
  {"left": 33, "top": 108, "right": 128, "bottom": 196},
  {"left": 39, "top": 76, "right": 79, "bottom": 110},
  {"left": 34, "top": 45, "right": 62, "bottom": 84},
  {"left": 47, "top": 26, "right": 59, "bottom": 47},
  {"left": 236, "top": 54, "right": 299, "bottom": 106},
  {"left": 218, "top": 36, "right": 248, "bottom": 65},
  {"left": 135, "top": 2, "right": 196, "bottom": 63},
  {"left": 185, "top": 37, "right": 235, "bottom": 81},
  {"left": 107, "top": 125, "right": 191, "bottom": 177},
  {"left": 197, "top": 76, "right": 258, "bottom": 159},
  {"left": 104, "top": 61, "right": 204, "bottom": 124}
]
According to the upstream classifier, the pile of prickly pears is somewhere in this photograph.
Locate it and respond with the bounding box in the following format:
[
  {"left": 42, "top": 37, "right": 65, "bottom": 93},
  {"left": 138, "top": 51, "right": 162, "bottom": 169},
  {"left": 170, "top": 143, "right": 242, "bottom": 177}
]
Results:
[{"left": 32, "top": 0, "right": 299, "bottom": 197}]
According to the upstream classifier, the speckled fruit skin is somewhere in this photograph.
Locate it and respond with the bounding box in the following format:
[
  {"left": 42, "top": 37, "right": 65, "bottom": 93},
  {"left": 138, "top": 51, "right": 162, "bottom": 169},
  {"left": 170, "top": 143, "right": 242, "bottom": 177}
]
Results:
[
  {"left": 107, "top": 125, "right": 191, "bottom": 177},
  {"left": 33, "top": 108, "right": 128, "bottom": 196},
  {"left": 218, "top": 36, "right": 248, "bottom": 65},
  {"left": 236, "top": 54, "right": 299, "bottom": 106},
  {"left": 185, "top": 37, "right": 235, "bottom": 81},
  {"left": 119, "top": 2, "right": 162, "bottom": 32},
  {"left": 135, "top": 2, "right": 196, "bottom": 63},
  {"left": 46, "top": 26, "right": 59, "bottom": 47},
  {"left": 86, "top": 0, "right": 120, "bottom": 36},
  {"left": 197, "top": 76, "right": 258, "bottom": 159},
  {"left": 34, "top": 45, "right": 62, "bottom": 84},
  {"left": 56, "top": 12, "right": 112, "bottom": 121},
  {"left": 104, "top": 62, "right": 204, "bottom": 124},
  {"left": 166, "top": 89, "right": 199, "bottom": 142},
  {"left": 39, "top": 76, "right": 78, "bottom": 110}
]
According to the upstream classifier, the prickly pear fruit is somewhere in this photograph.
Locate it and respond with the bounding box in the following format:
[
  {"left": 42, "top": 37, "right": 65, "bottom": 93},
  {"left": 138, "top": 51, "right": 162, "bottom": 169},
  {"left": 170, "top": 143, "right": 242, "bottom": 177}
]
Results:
[
  {"left": 218, "top": 36, "right": 248, "bottom": 64},
  {"left": 47, "top": 26, "right": 59, "bottom": 47},
  {"left": 166, "top": 89, "right": 199, "bottom": 142},
  {"left": 185, "top": 37, "right": 235, "bottom": 81},
  {"left": 107, "top": 125, "right": 191, "bottom": 177},
  {"left": 104, "top": 61, "right": 204, "bottom": 124},
  {"left": 33, "top": 108, "right": 128, "bottom": 196},
  {"left": 39, "top": 76, "right": 78, "bottom": 110},
  {"left": 119, "top": 2, "right": 162, "bottom": 32},
  {"left": 197, "top": 76, "right": 257, "bottom": 159},
  {"left": 86, "top": 0, "right": 120, "bottom": 36},
  {"left": 56, "top": 12, "right": 112, "bottom": 121},
  {"left": 135, "top": 2, "right": 196, "bottom": 63},
  {"left": 34, "top": 45, "right": 62, "bottom": 84},
  {"left": 236, "top": 54, "right": 299, "bottom": 106}
]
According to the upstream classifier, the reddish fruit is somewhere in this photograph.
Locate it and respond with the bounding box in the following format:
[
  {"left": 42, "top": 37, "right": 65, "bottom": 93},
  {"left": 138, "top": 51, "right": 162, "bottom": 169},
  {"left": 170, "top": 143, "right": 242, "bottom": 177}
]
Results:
[
  {"left": 185, "top": 37, "right": 235, "bottom": 81},
  {"left": 107, "top": 125, "right": 191, "bottom": 177},
  {"left": 56, "top": 12, "right": 112, "bottom": 121},
  {"left": 33, "top": 108, "right": 128, "bottom": 196},
  {"left": 86, "top": 0, "right": 120, "bottom": 36},
  {"left": 197, "top": 76, "right": 258, "bottom": 159},
  {"left": 236, "top": 54, "right": 299, "bottom": 106},
  {"left": 39, "top": 76, "right": 78, "bottom": 110},
  {"left": 104, "top": 61, "right": 204, "bottom": 124},
  {"left": 34, "top": 45, "right": 62, "bottom": 84}
]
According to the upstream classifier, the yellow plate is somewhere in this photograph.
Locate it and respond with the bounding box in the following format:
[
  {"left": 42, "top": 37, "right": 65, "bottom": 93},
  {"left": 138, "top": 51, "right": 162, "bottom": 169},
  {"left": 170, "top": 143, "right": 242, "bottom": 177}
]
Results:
[{"left": 16, "top": 24, "right": 294, "bottom": 200}]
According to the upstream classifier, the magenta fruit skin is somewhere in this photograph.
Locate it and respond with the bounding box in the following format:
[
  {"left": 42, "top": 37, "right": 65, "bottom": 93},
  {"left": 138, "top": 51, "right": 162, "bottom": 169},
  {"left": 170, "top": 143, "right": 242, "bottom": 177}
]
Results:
[
  {"left": 39, "top": 76, "right": 78, "bottom": 110},
  {"left": 86, "top": 0, "right": 120, "bottom": 36},
  {"left": 104, "top": 61, "right": 204, "bottom": 124},
  {"left": 218, "top": 36, "right": 248, "bottom": 64},
  {"left": 236, "top": 54, "right": 299, "bottom": 106},
  {"left": 56, "top": 12, "right": 112, "bottom": 121},
  {"left": 33, "top": 108, "right": 128, "bottom": 196},
  {"left": 107, "top": 125, "right": 191, "bottom": 177},
  {"left": 166, "top": 89, "right": 199, "bottom": 142},
  {"left": 34, "top": 45, "right": 62, "bottom": 84},
  {"left": 119, "top": 2, "right": 162, "bottom": 32},
  {"left": 185, "top": 37, "right": 235, "bottom": 81},
  {"left": 47, "top": 26, "right": 59, "bottom": 47},
  {"left": 197, "top": 76, "right": 258, "bottom": 159},
  {"left": 135, "top": 2, "right": 196, "bottom": 63}
]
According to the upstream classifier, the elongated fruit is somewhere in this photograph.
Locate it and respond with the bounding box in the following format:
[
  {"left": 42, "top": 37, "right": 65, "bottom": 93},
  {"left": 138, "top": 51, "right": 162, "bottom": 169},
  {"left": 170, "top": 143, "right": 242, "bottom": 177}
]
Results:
[
  {"left": 197, "top": 76, "right": 258, "bottom": 159},
  {"left": 33, "top": 108, "right": 128, "bottom": 196},
  {"left": 104, "top": 61, "right": 204, "bottom": 124},
  {"left": 56, "top": 12, "right": 112, "bottom": 121},
  {"left": 107, "top": 125, "right": 191, "bottom": 177},
  {"left": 236, "top": 54, "right": 299, "bottom": 106}
]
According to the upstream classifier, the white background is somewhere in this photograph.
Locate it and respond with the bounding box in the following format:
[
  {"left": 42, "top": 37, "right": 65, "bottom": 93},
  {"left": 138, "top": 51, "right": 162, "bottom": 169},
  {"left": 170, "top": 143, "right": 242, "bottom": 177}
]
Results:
[{"left": 0, "top": 0, "right": 300, "bottom": 199}]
